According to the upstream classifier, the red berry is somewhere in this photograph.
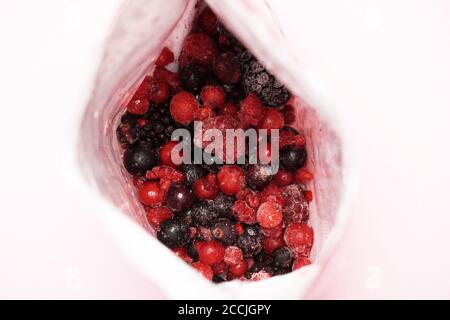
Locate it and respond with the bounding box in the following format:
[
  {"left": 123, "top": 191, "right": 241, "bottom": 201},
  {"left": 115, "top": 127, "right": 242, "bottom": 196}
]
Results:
[
  {"left": 295, "top": 168, "right": 314, "bottom": 183},
  {"left": 304, "top": 190, "right": 314, "bottom": 202},
  {"left": 292, "top": 257, "right": 311, "bottom": 271},
  {"left": 179, "top": 33, "right": 218, "bottom": 68},
  {"left": 229, "top": 260, "right": 247, "bottom": 277},
  {"left": 198, "top": 8, "right": 218, "bottom": 36},
  {"left": 138, "top": 181, "right": 165, "bottom": 206},
  {"left": 213, "top": 52, "right": 240, "bottom": 84},
  {"left": 223, "top": 246, "right": 244, "bottom": 265},
  {"left": 258, "top": 107, "right": 285, "bottom": 130},
  {"left": 263, "top": 236, "right": 285, "bottom": 253},
  {"left": 260, "top": 223, "right": 284, "bottom": 238},
  {"left": 217, "top": 165, "right": 246, "bottom": 196},
  {"left": 239, "top": 94, "right": 265, "bottom": 128},
  {"left": 146, "top": 206, "right": 173, "bottom": 229},
  {"left": 173, "top": 247, "right": 193, "bottom": 264},
  {"left": 126, "top": 76, "right": 151, "bottom": 115},
  {"left": 211, "top": 261, "right": 227, "bottom": 275},
  {"left": 219, "top": 102, "right": 238, "bottom": 116},
  {"left": 257, "top": 202, "right": 283, "bottom": 229},
  {"left": 201, "top": 85, "right": 225, "bottom": 109},
  {"left": 274, "top": 169, "right": 295, "bottom": 187},
  {"left": 170, "top": 91, "right": 199, "bottom": 125},
  {"left": 232, "top": 200, "right": 257, "bottom": 224},
  {"left": 194, "top": 174, "right": 219, "bottom": 200},
  {"left": 235, "top": 222, "right": 245, "bottom": 236},
  {"left": 284, "top": 223, "right": 314, "bottom": 257},
  {"left": 281, "top": 104, "right": 296, "bottom": 125},
  {"left": 260, "top": 184, "right": 285, "bottom": 207},
  {"left": 160, "top": 141, "right": 181, "bottom": 168},
  {"left": 198, "top": 241, "right": 225, "bottom": 265},
  {"left": 195, "top": 105, "right": 216, "bottom": 120},
  {"left": 153, "top": 66, "right": 180, "bottom": 89},
  {"left": 155, "top": 47, "right": 174, "bottom": 67},
  {"left": 192, "top": 261, "right": 214, "bottom": 280},
  {"left": 149, "top": 80, "right": 170, "bottom": 103}
]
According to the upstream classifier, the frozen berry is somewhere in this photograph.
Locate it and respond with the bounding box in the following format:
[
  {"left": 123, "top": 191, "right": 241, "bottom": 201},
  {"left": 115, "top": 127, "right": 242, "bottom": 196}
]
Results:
[
  {"left": 257, "top": 202, "right": 283, "bottom": 229},
  {"left": 246, "top": 164, "right": 274, "bottom": 190},
  {"left": 213, "top": 52, "right": 240, "bottom": 84},
  {"left": 198, "top": 241, "right": 225, "bottom": 265},
  {"left": 191, "top": 201, "right": 219, "bottom": 226},
  {"left": 155, "top": 47, "right": 174, "bottom": 67},
  {"left": 201, "top": 85, "right": 225, "bottom": 108},
  {"left": 274, "top": 169, "right": 295, "bottom": 187},
  {"left": 123, "top": 142, "right": 159, "bottom": 176},
  {"left": 284, "top": 223, "right": 314, "bottom": 257},
  {"left": 263, "top": 236, "right": 285, "bottom": 254},
  {"left": 272, "top": 247, "right": 294, "bottom": 269},
  {"left": 138, "top": 181, "right": 165, "bottom": 206},
  {"left": 187, "top": 241, "right": 199, "bottom": 261},
  {"left": 210, "top": 193, "right": 235, "bottom": 218},
  {"left": 198, "top": 7, "right": 218, "bottom": 36},
  {"left": 237, "top": 225, "right": 263, "bottom": 257},
  {"left": 224, "top": 246, "right": 244, "bottom": 265},
  {"left": 149, "top": 80, "right": 170, "bottom": 104},
  {"left": 304, "top": 190, "right": 313, "bottom": 202},
  {"left": 126, "top": 76, "right": 151, "bottom": 115},
  {"left": 229, "top": 260, "right": 247, "bottom": 277},
  {"left": 116, "top": 122, "right": 138, "bottom": 146},
  {"left": 182, "top": 164, "right": 205, "bottom": 187},
  {"left": 194, "top": 174, "right": 219, "bottom": 200},
  {"left": 192, "top": 261, "right": 214, "bottom": 280},
  {"left": 157, "top": 218, "right": 190, "bottom": 248},
  {"left": 166, "top": 183, "right": 195, "bottom": 213},
  {"left": 217, "top": 165, "right": 246, "bottom": 196},
  {"left": 211, "top": 218, "right": 236, "bottom": 245},
  {"left": 160, "top": 141, "right": 181, "bottom": 168},
  {"left": 239, "top": 93, "right": 265, "bottom": 128},
  {"left": 258, "top": 107, "right": 285, "bottom": 130},
  {"left": 212, "top": 275, "right": 225, "bottom": 283},
  {"left": 280, "top": 146, "right": 307, "bottom": 172},
  {"left": 170, "top": 91, "right": 199, "bottom": 125},
  {"left": 295, "top": 168, "right": 314, "bottom": 183},
  {"left": 173, "top": 247, "right": 193, "bottom": 264},
  {"left": 179, "top": 33, "right": 218, "bottom": 68},
  {"left": 146, "top": 206, "right": 174, "bottom": 229},
  {"left": 153, "top": 66, "right": 180, "bottom": 89},
  {"left": 179, "top": 63, "right": 208, "bottom": 93},
  {"left": 292, "top": 257, "right": 311, "bottom": 271}
]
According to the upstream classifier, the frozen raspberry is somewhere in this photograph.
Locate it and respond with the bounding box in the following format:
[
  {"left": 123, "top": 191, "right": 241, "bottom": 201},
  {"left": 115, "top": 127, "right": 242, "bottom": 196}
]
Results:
[
  {"left": 146, "top": 206, "right": 174, "bottom": 229},
  {"left": 246, "top": 164, "right": 274, "bottom": 190},
  {"left": 198, "top": 8, "right": 218, "bottom": 36},
  {"left": 149, "top": 80, "right": 170, "bottom": 104},
  {"left": 274, "top": 169, "right": 295, "bottom": 187},
  {"left": 263, "top": 236, "right": 285, "bottom": 254},
  {"left": 138, "top": 181, "right": 165, "bottom": 206},
  {"left": 238, "top": 93, "right": 265, "bottom": 128},
  {"left": 191, "top": 201, "right": 219, "bottom": 227},
  {"left": 157, "top": 218, "right": 190, "bottom": 248},
  {"left": 292, "top": 257, "right": 311, "bottom": 271},
  {"left": 281, "top": 184, "right": 309, "bottom": 223},
  {"left": 179, "top": 33, "right": 218, "bottom": 68},
  {"left": 198, "top": 241, "right": 225, "bottom": 265},
  {"left": 194, "top": 173, "right": 219, "bottom": 200},
  {"left": 173, "top": 247, "right": 193, "bottom": 264},
  {"left": 160, "top": 141, "right": 182, "bottom": 168},
  {"left": 145, "top": 166, "right": 184, "bottom": 184},
  {"left": 280, "top": 146, "right": 307, "bottom": 172},
  {"left": 219, "top": 102, "right": 238, "bottom": 116},
  {"left": 153, "top": 66, "right": 180, "bottom": 90},
  {"left": 217, "top": 165, "right": 246, "bottom": 196},
  {"left": 211, "top": 218, "right": 236, "bottom": 245},
  {"left": 155, "top": 47, "right": 175, "bottom": 67},
  {"left": 194, "top": 115, "right": 241, "bottom": 148},
  {"left": 279, "top": 129, "right": 306, "bottom": 149},
  {"left": 284, "top": 223, "right": 314, "bottom": 257},
  {"left": 166, "top": 183, "right": 195, "bottom": 213},
  {"left": 209, "top": 193, "right": 235, "bottom": 219},
  {"left": 126, "top": 76, "right": 151, "bottom": 115},
  {"left": 224, "top": 246, "right": 244, "bottom": 265},
  {"left": 197, "top": 226, "right": 213, "bottom": 241},
  {"left": 229, "top": 260, "right": 247, "bottom": 277},
  {"left": 272, "top": 247, "right": 294, "bottom": 269},
  {"left": 258, "top": 107, "right": 285, "bottom": 130},
  {"left": 257, "top": 202, "right": 283, "bottom": 229},
  {"left": 195, "top": 105, "right": 216, "bottom": 120},
  {"left": 236, "top": 188, "right": 260, "bottom": 208},
  {"left": 260, "top": 184, "right": 285, "bottom": 207},
  {"left": 179, "top": 63, "right": 208, "bottom": 93},
  {"left": 201, "top": 85, "right": 225, "bottom": 109},
  {"left": 170, "top": 91, "right": 199, "bottom": 125},
  {"left": 192, "top": 261, "right": 214, "bottom": 280},
  {"left": 213, "top": 52, "right": 240, "bottom": 84},
  {"left": 295, "top": 168, "right": 314, "bottom": 183},
  {"left": 237, "top": 225, "right": 263, "bottom": 257},
  {"left": 232, "top": 199, "right": 257, "bottom": 225}
]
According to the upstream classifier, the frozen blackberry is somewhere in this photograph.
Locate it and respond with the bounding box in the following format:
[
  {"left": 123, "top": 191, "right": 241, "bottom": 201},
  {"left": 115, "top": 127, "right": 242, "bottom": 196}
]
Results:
[
  {"left": 191, "top": 201, "right": 219, "bottom": 227},
  {"left": 123, "top": 142, "right": 159, "bottom": 176},
  {"left": 157, "top": 218, "right": 190, "bottom": 248},
  {"left": 272, "top": 247, "right": 294, "bottom": 269},
  {"left": 237, "top": 225, "right": 263, "bottom": 257},
  {"left": 211, "top": 218, "right": 236, "bottom": 245},
  {"left": 209, "top": 193, "right": 235, "bottom": 219},
  {"left": 181, "top": 164, "right": 205, "bottom": 187},
  {"left": 240, "top": 52, "right": 291, "bottom": 107},
  {"left": 280, "top": 146, "right": 307, "bottom": 172},
  {"left": 179, "top": 63, "right": 208, "bottom": 93},
  {"left": 246, "top": 164, "right": 274, "bottom": 190}
]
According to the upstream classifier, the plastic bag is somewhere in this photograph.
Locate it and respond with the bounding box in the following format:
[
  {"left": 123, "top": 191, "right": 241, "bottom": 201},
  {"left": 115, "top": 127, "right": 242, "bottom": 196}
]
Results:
[{"left": 79, "top": 0, "right": 346, "bottom": 299}]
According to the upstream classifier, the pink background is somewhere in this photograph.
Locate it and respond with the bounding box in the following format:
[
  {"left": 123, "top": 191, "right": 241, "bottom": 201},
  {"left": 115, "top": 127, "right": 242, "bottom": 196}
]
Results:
[{"left": 0, "top": 0, "right": 449, "bottom": 299}]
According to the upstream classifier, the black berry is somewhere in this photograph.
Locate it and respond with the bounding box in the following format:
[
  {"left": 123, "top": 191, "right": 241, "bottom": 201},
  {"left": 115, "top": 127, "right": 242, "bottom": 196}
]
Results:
[
  {"left": 123, "top": 142, "right": 159, "bottom": 176},
  {"left": 280, "top": 146, "right": 307, "bottom": 172},
  {"left": 209, "top": 193, "right": 235, "bottom": 218},
  {"left": 237, "top": 225, "right": 263, "bottom": 257},
  {"left": 166, "top": 183, "right": 195, "bottom": 213},
  {"left": 246, "top": 164, "right": 274, "bottom": 190},
  {"left": 272, "top": 247, "right": 294, "bottom": 269},
  {"left": 191, "top": 201, "right": 219, "bottom": 226},
  {"left": 211, "top": 218, "right": 236, "bottom": 244},
  {"left": 179, "top": 63, "right": 208, "bottom": 93},
  {"left": 157, "top": 218, "right": 190, "bottom": 248}
]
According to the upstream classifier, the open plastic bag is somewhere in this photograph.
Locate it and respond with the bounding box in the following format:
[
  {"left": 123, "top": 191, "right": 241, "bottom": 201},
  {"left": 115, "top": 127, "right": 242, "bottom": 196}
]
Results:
[{"left": 79, "top": 0, "right": 349, "bottom": 299}]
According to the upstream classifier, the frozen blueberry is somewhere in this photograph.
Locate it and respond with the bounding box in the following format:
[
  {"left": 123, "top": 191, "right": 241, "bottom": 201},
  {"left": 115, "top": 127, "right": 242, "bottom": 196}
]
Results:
[
  {"left": 123, "top": 142, "right": 159, "bottom": 176},
  {"left": 280, "top": 146, "right": 307, "bottom": 172},
  {"left": 157, "top": 218, "right": 190, "bottom": 248}
]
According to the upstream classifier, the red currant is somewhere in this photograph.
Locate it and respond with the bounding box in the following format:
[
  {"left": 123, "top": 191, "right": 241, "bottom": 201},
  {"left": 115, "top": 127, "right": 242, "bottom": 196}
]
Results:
[
  {"left": 257, "top": 202, "right": 283, "bottom": 229},
  {"left": 274, "top": 169, "right": 295, "bottom": 186},
  {"left": 170, "top": 91, "right": 199, "bottom": 125},
  {"left": 192, "top": 261, "right": 214, "bottom": 280},
  {"left": 217, "top": 165, "right": 246, "bottom": 196},
  {"left": 194, "top": 174, "right": 219, "bottom": 200},
  {"left": 263, "top": 236, "right": 285, "bottom": 254},
  {"left": 149, "top": 80, "right": 170, "bottom": 104},
  {"left": 223, "top": 246, "right": 244, "bottom": 265},
  {"left": 292, "top": 257, "right": 311, "bottom": 271},
  {"left": 138, "top": 181, "right": 165, "bottom": 206},
  {"left": 160, "top": 141, "right": 181, "bottom": 168},
  {"left": 155, "top": 47, "right": 175, "bottom": 67},
  {"left": 146, "top": 206, "right": 173, "bottom": 229},
  {"left": 229, "top": 260, "right": 247, "bottom": 277},
  {"left": 198, "top": 241, "right": 225, "bottom": 265}
]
